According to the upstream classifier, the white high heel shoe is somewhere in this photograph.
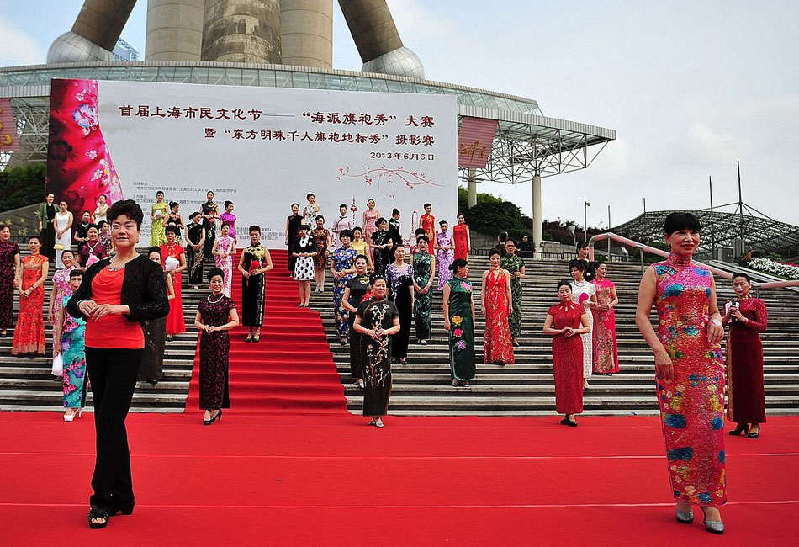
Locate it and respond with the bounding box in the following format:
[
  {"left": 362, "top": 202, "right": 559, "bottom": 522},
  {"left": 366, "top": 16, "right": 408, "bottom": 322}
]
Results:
[{"left": 63, "top": 410, "right": 76, "bottom": 422}]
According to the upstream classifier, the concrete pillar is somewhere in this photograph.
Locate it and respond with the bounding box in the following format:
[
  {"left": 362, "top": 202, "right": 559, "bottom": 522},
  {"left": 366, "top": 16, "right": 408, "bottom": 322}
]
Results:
[
  {"left": 71, "top": 0, "right": 137, "bottom": 51},
  {"left": 531, "top": 174, "right": 543, "bottom": 258},
  {"left": 202, "top": 0, "right": 281, "bottom": 64},
  {"left": 279, "top": 0, "right": 332, "bottom": 69},
  {"left": 146, "top": 0, "right": 205, "bottom": 61},
  {"left": 467, "top": 168, "right": 477, "bottom": 209}
]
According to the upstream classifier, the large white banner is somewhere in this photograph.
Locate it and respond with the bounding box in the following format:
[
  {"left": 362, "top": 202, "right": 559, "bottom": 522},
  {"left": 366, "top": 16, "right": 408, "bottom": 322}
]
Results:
[{"left": 91, "top": 80, "right": 457, "bottom": 246}]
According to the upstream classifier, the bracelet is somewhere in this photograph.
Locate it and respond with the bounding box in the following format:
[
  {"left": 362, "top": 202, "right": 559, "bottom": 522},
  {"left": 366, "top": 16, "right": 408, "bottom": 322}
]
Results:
[{"left": 710, "top": 318, "right": 722, "bottom": 327}]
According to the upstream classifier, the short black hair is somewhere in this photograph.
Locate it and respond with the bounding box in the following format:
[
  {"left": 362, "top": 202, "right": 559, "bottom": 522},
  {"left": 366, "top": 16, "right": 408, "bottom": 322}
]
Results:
[
  {"left": 96, "top": 220, "right": 108, "bottom": 228},
  {"left": 224, "top": 200, "right": 233, "bottom": 207},
  {"left": 190, "top": 211, "right": 202, "bottom": 219},
  {"left": 249, "top": 225, "right": 261, "bottom": 234},
  {"left": 416, "top": 235, "right": 429, "bottom": 244},
  {"left": 376, "top": 217, "right": 387, "bottom": 226},
  {"left": 663, "top": 212, "right": 701, "bottom": 235},
  {"left": 352, "top": 226, "right": 363, "bottom": 233},
  {"left": 577, "top": 242, "right": 589, "bottom": 250},
  {"left": 340, "top": 229, "right": 353, "bottom": 240},
  {"left": 557, "top": 279, "right": 572, "bottom": 291},
  {"left": 28, "top": 235, "right": 41, "bottom": 242},
  {"left": 369, "top": 274, "right": 386, "bottom": 285},
  {"left": 148, "top": 247, "right": 161, "bottom": 256},
  {"left": 207, "top": 267, "right": 225, "bottom": 281},
  {"left": 392, "top": 209, "right": 400, "bottom": 216},
  {"left": 450, "top": 258, "right": 468, "bottom": 272},
  {"left": 732, "top": 272, "right": 752, "bottom": 283},
  {"left": 355, "top": 254, "right": 368, "bottom": 263},
  {"left": 424, "top": 203, "right": 431, "bottom": 208},
  {"left": 415, "top": 228, "right": 426, "bottom": 237},
  {"left": 439, "top": 220, "right": 448, "bottom": 226},
  {"left": 155, "top": 190, "right": 164, "bottom": 196},
  {"left": 488, "top": 249, "right": 501, "bottom": 258},
  {"left": 339, "top": 203, "right": 347, "bottom": 208},
  {"left": 165, "top": 225, "right": 180, "bottom": 236},
  {"left": 107, "top": 199, "right": 144, "bottom": 229},
  {"left": 315, "top": 215, "right": 325, "bottom": 222},
  {"left": 69, "top": 269, "right": 83, "bottom": 279},
  {"left": 306, "top": 193, "right": 315, "bottom": 200},
  {"left": 568, "top": 258, "right": 586, "bottom": 272},
  {"left": 169, "top": 201, "right": 178, "bottom": 209}
]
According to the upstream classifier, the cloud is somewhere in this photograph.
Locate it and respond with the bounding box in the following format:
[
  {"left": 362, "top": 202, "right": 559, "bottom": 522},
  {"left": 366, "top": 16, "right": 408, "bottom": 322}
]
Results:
[{"left": 0, "top": 19, "right": 45, "bottom": 67}]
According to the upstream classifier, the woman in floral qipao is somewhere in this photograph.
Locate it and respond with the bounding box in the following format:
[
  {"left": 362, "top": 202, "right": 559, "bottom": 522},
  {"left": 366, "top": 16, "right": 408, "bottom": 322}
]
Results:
[{"left": 443, "top": 259, "right": 477, "bottom": 386}]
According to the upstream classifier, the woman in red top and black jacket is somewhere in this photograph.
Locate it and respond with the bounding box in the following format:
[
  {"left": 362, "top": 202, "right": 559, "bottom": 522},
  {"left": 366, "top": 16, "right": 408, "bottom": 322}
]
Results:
[{"left": 66, "top": 200, "right": 169, "bottom": 529}]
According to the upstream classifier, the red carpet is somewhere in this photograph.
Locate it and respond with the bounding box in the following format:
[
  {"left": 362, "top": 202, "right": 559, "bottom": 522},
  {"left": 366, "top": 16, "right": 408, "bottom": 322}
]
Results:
[
  {"left": 1, "top": 413, "right": 797, "bottom": 546},
  {"left": 185, "top": 249, "right": 347, "bottom": 414}
]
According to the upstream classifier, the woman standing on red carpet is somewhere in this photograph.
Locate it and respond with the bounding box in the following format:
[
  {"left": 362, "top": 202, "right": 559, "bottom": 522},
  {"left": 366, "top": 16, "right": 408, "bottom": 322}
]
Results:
[
  {"left": 66, "top": 199, "right": 169, "bottom": 528},
  {"left": 723, "top": 272, "right": 767, "bottom": 438},
  {"left": 636, "top": 212, "right": 726, "bottom": 534},
  {"left": 194, "top": 267, "right": 239, "bottom": 426},
  {"left": 353, "top": 276, "right": 400, "bottom": 428},
  {"left": 543, "top": 280, "right": 590, "bottom": 426},
  {"left": 160, "top": 226, "right": 187, "bottom": 341}
]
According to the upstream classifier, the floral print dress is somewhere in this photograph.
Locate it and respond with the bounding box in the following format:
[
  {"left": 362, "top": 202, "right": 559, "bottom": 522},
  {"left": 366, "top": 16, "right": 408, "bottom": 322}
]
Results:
[
  {"left": 412, "top": 251, "right": 433, "bottom": 341},
  {"left": 446, "top": 277, "right": 475, "bottom": 381},
  {"left": 653, "top": 254, "right": 726, "bottom": 507},
  {"left": 436, "top": 231, "right": 454, "bottom": 290},
  {"left": 60, "top": 295, "right": 87, "bottom": 408},
  {"left": 500, "top": 253, "right": 525, "bottom": 339},
  {"left": 214, "top": 235, "right": 236, "bottom": 297},
  {"left": 332, "top": 246, "right": 358, "bottom": 339}
]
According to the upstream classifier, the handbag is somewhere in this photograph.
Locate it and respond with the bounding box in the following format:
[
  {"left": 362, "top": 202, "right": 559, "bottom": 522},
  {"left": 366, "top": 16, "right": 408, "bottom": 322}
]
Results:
[{"left": 52, "top": 354, "right": 63, "bottom": 377}]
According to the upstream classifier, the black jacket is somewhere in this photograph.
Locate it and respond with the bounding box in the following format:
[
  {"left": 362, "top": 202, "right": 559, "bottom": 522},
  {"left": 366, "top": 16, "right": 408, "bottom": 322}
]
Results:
[{"left": 66, "top": 255, "right": 170, "bottom": 324}]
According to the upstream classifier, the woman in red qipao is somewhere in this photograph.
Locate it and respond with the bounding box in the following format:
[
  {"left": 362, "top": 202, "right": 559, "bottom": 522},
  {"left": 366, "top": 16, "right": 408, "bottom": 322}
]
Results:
[
  {"left": 160, "top": 226, "right": 187, "bottom": 340},
  {"left": 591, "top": 261, "right": 620, "bottom": 374},
  {"left": 723, "top": 272, "right": 767, "bottom": 438},
  {"left": 419, "top": 203, "right": 436, "bottom": 254},
  {"left": 636, "top": 212, "right": 726, "bottom": 534},
  {"left": 543, "top": 280, "right": 591, "bottom": 426},
  {"left": 481, "top": 249, "right": 514, "bottom": 365},
  {"left": 453, "top": 214, "right": 470, "bottom": 261}
]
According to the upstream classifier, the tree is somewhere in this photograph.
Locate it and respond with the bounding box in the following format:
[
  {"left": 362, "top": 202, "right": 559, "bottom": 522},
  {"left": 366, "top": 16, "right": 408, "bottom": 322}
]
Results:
[{"left": 0, "top": 163, "right": 46, "bottom": 212}]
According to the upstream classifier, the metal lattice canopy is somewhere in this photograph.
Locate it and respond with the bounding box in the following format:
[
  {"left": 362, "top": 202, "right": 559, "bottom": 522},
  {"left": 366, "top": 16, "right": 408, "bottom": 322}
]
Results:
[
  {"left": 612, "top": 209, "right": 799, "bottom": 256},
  {"left": 0, "top": 61, "right": 616, "bottom": 175},
  {"left": 457, "top": 106, "right": 615, "bottom": 184}
]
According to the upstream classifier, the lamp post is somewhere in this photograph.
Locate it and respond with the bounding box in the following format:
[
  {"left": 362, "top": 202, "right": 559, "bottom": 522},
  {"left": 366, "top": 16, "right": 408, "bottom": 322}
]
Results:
[
  {"left": 607, "top": 204, "right": 612, "bottom": 258},
  {"left": 584, "top": 201, "right": 591, "bottom": 242}
]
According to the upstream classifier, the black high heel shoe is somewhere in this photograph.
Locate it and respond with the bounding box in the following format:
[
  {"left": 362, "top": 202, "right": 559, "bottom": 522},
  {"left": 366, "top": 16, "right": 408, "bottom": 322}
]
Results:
[
  {"left": 729, "top": 424, "right": 749, "bottom": 436},
  {"left": 88, "top": 506, "right": 110, "bottom": 529},
  {"left": 203, "top": 409, "right": 222, "bottom": 426}
]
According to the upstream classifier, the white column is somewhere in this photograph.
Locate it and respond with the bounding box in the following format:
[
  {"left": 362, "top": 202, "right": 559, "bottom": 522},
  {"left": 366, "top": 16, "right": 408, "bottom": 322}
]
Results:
[
  {"left": 467, "top": 168, "right": 477, "bottom": 209},
  {"left": 532, "top": 174, "right": 542, "bottom": 258}
]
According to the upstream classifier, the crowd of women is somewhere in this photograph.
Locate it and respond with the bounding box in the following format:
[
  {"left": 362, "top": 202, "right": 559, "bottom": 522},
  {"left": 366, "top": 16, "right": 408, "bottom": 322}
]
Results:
[{"left": 0, "top": 192, "right": 773, "bottom": 532}]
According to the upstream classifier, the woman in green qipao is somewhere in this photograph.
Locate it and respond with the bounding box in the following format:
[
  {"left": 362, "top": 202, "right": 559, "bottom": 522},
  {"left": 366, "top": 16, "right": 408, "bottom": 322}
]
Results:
[
  {"left": 150, "top": 191, "right": 169, "bottom": 247},
  {"left": 412, "top": 235, "right": 436, "bottom": 344},
  {"left": 443, "top": 259, "right": 477, "bottom": 386},
  {"left": 500, "top": 239, "right": 526, "bottom": 346}
]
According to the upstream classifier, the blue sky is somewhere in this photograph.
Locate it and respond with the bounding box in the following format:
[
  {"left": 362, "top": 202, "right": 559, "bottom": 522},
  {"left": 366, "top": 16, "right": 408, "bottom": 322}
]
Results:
[{"left": 1, "top": 0, "right": 797, "bottom": 227}]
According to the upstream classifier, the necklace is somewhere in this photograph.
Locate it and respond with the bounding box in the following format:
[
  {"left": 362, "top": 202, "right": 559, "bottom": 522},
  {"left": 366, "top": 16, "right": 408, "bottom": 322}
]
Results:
[
  {"left": 208, "top": 293, "right": 224, "bottom": 304},
  {"left": 107, "top": 255, "right": 136, "bottom": 271}
]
